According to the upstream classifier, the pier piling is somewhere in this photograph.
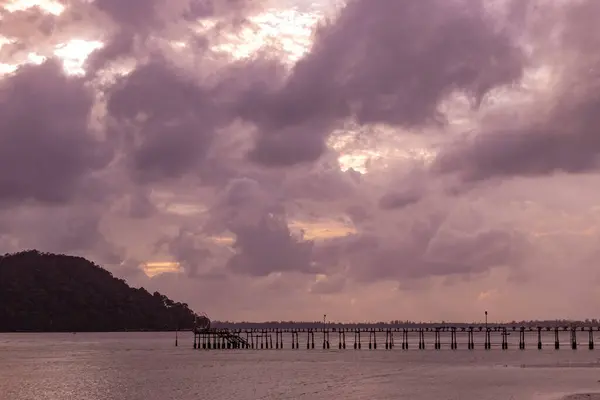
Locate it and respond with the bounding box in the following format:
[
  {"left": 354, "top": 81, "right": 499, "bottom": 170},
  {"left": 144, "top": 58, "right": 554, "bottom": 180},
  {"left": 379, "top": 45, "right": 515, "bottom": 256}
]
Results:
[
  {"left": 191, "top": 324, "right": 600, "bottom": 352},
  {"left": 484, "top": 328, "right": 491, "bottom": 350},
  {"left": 385, "top": 329, "right": 394, "bottom": 349},
  {"left": 519, "top": 327, "right": 525, "bottom": 350},
  {"left": 468, "top": 327, "right": 474, "bottom": 350},
  {"left": 353, "top": 330, "right": 360, "bottom": 349},
  {"left": 338, "top": 330, "right": 346, "bottom": 349},
  {"left": 450, "top": 327, "right": 457, "bottom": 349}
]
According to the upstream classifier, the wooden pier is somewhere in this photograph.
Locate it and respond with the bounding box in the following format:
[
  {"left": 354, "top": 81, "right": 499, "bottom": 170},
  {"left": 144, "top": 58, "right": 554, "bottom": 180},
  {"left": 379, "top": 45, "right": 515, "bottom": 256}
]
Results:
[{"left": 192, "top": 325, "right": 600, "bottom": 351}]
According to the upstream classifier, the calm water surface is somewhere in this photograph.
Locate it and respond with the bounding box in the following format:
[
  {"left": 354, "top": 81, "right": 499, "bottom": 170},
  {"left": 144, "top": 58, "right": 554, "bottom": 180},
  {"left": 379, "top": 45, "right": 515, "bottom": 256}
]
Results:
[{"left": 2, "top": 332, "right": 600, "bottom": 400}]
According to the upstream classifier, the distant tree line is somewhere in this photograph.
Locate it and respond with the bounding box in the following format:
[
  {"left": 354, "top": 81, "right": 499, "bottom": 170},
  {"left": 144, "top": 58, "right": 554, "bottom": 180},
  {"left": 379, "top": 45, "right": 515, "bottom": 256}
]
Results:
[
  {"left": 0, "top": 250, "right": 198, "bottom": 332},
  {"left": 213, "top": 319, "right": 600, "bottom": 329}
]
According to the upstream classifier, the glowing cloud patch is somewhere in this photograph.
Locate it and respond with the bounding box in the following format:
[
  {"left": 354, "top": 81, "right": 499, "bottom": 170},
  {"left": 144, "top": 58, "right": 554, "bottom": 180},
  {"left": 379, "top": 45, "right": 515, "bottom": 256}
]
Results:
[
  {"left": 54, "top": 39, "right": 104, "bottom": 76},
  {"left": 141, "top": 261, "right": 181, "bottom": 277},
  {"left": 3, "top": 0, "right": 65, "bottom": 15}
]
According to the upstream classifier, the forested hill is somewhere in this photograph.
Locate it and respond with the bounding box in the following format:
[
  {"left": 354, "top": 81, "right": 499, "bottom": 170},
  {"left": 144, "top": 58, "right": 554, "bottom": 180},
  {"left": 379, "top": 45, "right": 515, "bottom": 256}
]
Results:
[{"left": 0, "top": 250, "right": 197, "bottom": 332}]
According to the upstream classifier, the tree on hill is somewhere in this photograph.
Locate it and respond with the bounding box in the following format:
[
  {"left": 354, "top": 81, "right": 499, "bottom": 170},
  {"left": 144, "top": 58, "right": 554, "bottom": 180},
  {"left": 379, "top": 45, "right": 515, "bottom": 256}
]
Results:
[{"left": 0, "top": 250, "right": 199, "bottom": 332}]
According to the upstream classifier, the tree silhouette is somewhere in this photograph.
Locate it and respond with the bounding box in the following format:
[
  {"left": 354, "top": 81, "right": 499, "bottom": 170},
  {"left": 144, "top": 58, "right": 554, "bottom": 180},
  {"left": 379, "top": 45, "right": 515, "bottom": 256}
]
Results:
[{"left": 0, "top": 250, "right": 197, "bottom": 332}]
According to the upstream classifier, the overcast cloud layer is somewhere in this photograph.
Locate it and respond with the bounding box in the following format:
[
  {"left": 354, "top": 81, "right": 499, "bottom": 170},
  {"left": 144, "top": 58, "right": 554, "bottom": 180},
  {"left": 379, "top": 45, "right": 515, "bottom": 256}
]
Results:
[{"left": 1, "top": 0, "right": 600, "bottom": 322}]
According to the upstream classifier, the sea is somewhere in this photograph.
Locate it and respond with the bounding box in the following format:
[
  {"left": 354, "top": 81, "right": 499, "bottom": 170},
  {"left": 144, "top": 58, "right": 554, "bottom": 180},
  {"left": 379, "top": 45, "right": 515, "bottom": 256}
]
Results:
[{"left": 1, "top": 331, "right": 600, "bottom": 400}]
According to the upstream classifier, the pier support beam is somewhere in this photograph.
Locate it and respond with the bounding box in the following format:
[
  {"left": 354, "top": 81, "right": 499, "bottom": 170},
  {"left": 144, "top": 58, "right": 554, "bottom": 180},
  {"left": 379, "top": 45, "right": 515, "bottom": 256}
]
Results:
[
  {"left": 501, "top": 328, "right": 508, "bottom": 350},
  {"left": 537, "top": 327, "right": 542, "bottom": 350},
  {"left": 571, "top": 327, "right": 577, "bottom": 350},
  {"left": 339, "top": 330, "right": 346, "bottom": 349},
  {"left": 589, "top": 328, "right": 594, "bottom": 350},
  {"left": 354, "top": 330, "right": 361, "bottom": 349},
  {"left": 519, "top": 327, "right": 525, "bottom": 350},
  {"left": 323, "top": 329, "right": 330, "bottom": 349},
  {"left": 468, "top": 328, "right": 474, "bottom": 350},
  {"left": 385, "top": 329, "right": 394, "bottom": 349},
  {"left": 450, "top": 328, "right": 457, "bottom": 350},
  {"left": 554, "top": 327, "right": 560, "bottom": 350},
  {"left": 307, "top": 330, "right": 315, "bottom": 349}
]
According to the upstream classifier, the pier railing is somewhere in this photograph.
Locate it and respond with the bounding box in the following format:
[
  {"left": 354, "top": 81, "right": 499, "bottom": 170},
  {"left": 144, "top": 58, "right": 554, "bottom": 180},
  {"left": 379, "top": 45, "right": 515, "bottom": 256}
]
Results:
[{"left": 192, "top": 326, "right": 600, "bottom": 351}]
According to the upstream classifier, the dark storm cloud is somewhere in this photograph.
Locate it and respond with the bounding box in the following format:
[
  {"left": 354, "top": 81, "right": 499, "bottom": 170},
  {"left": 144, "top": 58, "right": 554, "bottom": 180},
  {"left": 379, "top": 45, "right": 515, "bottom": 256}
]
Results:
[
  {"left": 86, "top": 0, "right": 269, "bottom": 75},
  {"left": 93, "top": 0, "right": 163, "bottom": 30},
  {"left": 106, "top": 57, "right": 219, "bottom": 183},
  {"left": 434, "top": 0, "right": 600, "bottom": 181},
  {"left": 205, "top": 178, "right": 315, "bottom": 277},
  {"left": 315, "top": 213, "right": 529, "bottom": 284},
  {"left": 0, "top": 60, "right": 112, "bottom": 204},
  {"left": 127, "top": 190, "right": 158, "bottom": 219},
  {"left": 240, "top": 0, "right": 524, "bottom": 166},
  {"left": 157, "top": 228, "right": 213, "bottom": 278},
  {"left": 378, "top": 190, "right": 422, "bottom": 210},
  {"left": 227, "top": 212, "right": 314, "bottom": 277}
]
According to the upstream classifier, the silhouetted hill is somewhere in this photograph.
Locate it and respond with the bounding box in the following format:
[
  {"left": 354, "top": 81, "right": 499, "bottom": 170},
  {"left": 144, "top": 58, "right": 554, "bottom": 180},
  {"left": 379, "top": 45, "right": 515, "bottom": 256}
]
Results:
[{"left": 0, "top": 250, "right": 197, "bottom": 332}]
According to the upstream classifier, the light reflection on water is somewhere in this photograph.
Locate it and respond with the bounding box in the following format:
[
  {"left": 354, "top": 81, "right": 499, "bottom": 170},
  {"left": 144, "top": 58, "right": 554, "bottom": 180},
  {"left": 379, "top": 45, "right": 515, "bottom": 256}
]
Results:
[{"left": 1, "top": 332, "right": 600, "bottom": 400}]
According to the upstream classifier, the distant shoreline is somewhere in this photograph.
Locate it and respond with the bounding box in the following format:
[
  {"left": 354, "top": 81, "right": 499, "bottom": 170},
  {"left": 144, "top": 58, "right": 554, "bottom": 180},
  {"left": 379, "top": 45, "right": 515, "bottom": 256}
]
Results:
[
  {"left": 3, "top": 320, "right": 600, "bottom": 333},
  {"left": 0, "top": 329, "right": 192, "bottom": 334},
  {"left": 562, "top": 395, "right": 600, "bottom": 400}
]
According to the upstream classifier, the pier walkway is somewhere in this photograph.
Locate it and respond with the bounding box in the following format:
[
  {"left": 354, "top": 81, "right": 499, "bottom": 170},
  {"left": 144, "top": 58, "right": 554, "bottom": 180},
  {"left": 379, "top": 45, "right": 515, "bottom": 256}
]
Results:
[{"left": 193, "top": 325, "right": 600, "bottom": 351}]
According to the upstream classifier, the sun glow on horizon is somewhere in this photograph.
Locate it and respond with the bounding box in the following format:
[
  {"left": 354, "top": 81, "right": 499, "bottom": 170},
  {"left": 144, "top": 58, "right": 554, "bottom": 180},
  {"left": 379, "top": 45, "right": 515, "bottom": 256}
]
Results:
[{"left": 142, "top": 261, "right": 181, "bottom": 278}]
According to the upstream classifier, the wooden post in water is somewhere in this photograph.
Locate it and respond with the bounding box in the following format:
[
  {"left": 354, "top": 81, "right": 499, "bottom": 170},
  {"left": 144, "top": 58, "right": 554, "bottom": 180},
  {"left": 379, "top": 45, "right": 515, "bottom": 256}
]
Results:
[
  {"left": 451, "top": 327, "right": 457, "bottom": 350},
  {"left": 485, "top": 328, "right": 491, "bottom": 350},
  {"left": 519, "top": 327, "right": 526, "bottom": 350},
  {"left": 468, "top": 327, "right": 474, "bottom": 350},
  {"left": 589, "top": 327, "right": 594, "bottom": 350}
]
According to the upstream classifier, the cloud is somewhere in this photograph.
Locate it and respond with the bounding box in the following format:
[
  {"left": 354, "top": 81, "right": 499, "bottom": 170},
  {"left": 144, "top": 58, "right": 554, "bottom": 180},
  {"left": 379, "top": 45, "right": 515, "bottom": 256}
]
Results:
[
  {"left": 4, "top": 0, "right": 600, "bottom": 322},
  {"left": 241, "top": 0, "right": 523, "bottom": 166},
  {"left": 434, "top": 0, "right": 600, "bottom": 182},
  {"left": 0, "top": 60, "right": 112, "bottom": 204}
]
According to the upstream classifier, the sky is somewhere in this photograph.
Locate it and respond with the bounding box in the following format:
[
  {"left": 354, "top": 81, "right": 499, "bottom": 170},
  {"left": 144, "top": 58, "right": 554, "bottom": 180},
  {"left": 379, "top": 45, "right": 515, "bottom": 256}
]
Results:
[{"left": 1, "top": 0, "right": 600, "bottom": 323}]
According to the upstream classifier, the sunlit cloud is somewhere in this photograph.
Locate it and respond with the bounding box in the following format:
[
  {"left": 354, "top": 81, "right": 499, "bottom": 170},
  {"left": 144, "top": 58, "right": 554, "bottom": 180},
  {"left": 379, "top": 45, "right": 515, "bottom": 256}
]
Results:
[
  {"left": 290, "top": 220, "right": 356, "bottom": 240},
  {"left": 54, "top": 39, "right": 104, "bottom": 76},
  {"left": 3, "top": 0, "right": 65, "bottom": 15},
  {"left": 208, "top": 7, "right": 321, "bottom": 64},
  {"left": 142, "top": 261, "right": 181, "bottom": 278}
]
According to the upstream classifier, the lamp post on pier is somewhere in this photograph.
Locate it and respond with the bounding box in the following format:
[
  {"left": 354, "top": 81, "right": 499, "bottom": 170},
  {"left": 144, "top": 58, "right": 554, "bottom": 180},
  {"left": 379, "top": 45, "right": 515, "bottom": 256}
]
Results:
[
  {"left": 485, "top": 311, "right": 488, "bottom": 329},
  {"left": 323, "top": 314, "right": 327, "bottom": 349}
]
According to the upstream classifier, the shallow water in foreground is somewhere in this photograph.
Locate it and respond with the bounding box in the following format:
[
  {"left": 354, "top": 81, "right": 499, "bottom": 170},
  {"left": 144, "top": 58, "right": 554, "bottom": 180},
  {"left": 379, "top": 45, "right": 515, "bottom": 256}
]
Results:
[{"left": 1, "top": 332, "right": 600, "bottom": 400}]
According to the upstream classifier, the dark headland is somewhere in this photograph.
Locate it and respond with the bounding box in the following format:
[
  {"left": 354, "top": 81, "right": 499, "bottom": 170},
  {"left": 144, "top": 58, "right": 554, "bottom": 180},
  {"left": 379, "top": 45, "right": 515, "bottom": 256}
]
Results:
[{"left": 0, "top": 250, "right": 197, "bottom": 332}]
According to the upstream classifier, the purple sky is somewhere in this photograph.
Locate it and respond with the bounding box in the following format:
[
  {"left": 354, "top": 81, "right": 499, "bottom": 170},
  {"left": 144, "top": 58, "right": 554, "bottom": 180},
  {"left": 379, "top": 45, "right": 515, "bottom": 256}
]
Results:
[{"left": 1, "top": 0, "right": 599, "bottom": 322}]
